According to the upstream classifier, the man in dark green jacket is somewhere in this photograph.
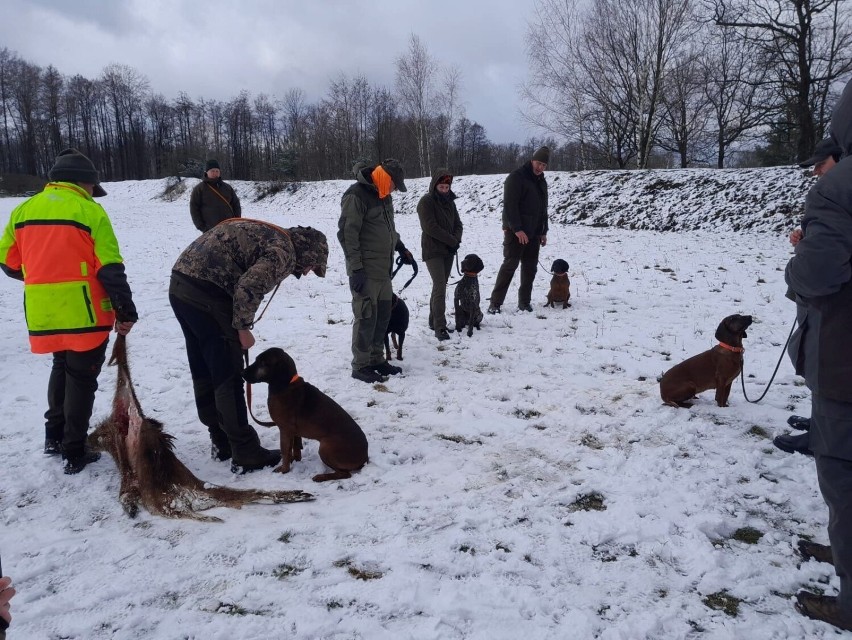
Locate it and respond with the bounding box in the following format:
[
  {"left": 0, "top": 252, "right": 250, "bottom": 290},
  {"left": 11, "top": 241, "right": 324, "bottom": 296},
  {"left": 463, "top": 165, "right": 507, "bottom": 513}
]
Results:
[
  {"left": 785, "top": 77, "right": 852, "bottom": 632},
  {"left": 338, "top": 159, "right": 414, "bottom": 383},
  {"left": 488, "top": 147, "right": 550, "bottom": 314},
  {"left": 417, "top": 168, "right": 463, "bottom": 340},
  {"left": 189, "top": 159, "right": 242, "bottom": 232}
]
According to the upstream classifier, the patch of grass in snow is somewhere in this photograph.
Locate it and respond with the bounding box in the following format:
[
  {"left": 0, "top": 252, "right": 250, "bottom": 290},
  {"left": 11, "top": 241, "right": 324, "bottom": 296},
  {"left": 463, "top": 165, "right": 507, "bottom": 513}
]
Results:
[
  {"left": 569, "top": 492, "right": 607, "bottom": 512},
  {"left": 217, "top": 602, "right": 267, "bottom": 616},
  {"left": 702, "top": 591, "right": 741, "bottom": 617},
  {"left": 513, "top": 408, "right": 541, "bottom": 419},
  {"left": 731, "top": 526, "right": 764, "bottom": 544},
  {"left": 748, "top": 425, "right": 770, "bottom": 439},
  {"left": 348, "top": 566, "right": 384, "bottom": 581},
  {"left": 437, "top": 434, "right": 483, "bottom": 445},
  {"left": 272, "top": 563, "right": 305, "bottom": 579},
  {"left": 580, "top": 433, "right": 604, "bottom": 449},
  {"left": 278, "top": 531, "right": 293, "bottom": 543}
]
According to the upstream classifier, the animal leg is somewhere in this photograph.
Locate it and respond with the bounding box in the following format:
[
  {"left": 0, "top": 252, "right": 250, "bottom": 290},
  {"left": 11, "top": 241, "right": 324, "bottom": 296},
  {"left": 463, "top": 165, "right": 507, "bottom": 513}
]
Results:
[
  {"left": 312, "top": 470, "right": 352, "bottom": 482},
  {"left": 715, "top": 382, "right": 733, "bottom": 407},
  {"left": 292, "top": 435, "right": 303, "bottom": 462},
  {"left": 395, "top": 334, "right": 405, "bottom": 361},
  {"left": 276, "top": 428, "right": 295, "bottom": 473},
  {"left": 384, "top": 335, "right": 392, "bottom": 363}
]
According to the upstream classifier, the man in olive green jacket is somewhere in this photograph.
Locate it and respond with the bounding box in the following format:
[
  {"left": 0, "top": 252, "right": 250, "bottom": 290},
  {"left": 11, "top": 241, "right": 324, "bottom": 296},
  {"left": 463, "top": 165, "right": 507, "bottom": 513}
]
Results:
[
  {"left": 417, "top": 168, "right": 463, "bottom": 340},
  {"left": 338, "top": 159, "right": 414, "bottom": 383},
  {"left": 189, "top": 159, "right": 241, "bottom": 232}
]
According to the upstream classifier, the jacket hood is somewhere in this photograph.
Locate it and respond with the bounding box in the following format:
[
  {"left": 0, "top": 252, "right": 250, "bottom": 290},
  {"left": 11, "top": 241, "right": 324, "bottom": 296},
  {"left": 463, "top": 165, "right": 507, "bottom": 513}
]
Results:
[
  {"left": 428, "top": 167, "right": 456, "bottom": 199},
  {"left": 832, "top": 78, "right": 852, "bottom": 157},
  {"left": 353, "top": 162, "right": 378, "bottom": 189},
  {"left": 287, "top": 226, "right": 328, "bottom": 277}
]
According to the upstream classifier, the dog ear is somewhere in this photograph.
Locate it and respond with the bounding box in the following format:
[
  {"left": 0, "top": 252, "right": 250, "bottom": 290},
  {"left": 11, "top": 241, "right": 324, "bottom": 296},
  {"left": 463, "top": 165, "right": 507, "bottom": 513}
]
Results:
[{"left": 715, "top": 316, "right": 736, "bottom": 343}]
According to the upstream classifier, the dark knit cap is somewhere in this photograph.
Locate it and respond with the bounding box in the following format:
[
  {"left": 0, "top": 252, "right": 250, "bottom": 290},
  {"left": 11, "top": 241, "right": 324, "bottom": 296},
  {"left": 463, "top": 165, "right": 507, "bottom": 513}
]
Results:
[
  {"left": 798, "top": 137, "right": 842, "bottom": 167},
  {"left": 205, "top": 159, "right": 221, "bottom": 171},
  {"left": 287, "top": 226, "right": 329, "bottom": 278},
  {"left": 381, "top": 158, "right": 407, "bottom": 192},
  {"left": 532, "top": 146, "right": 550, "bottom": 164},
  {"left": 48, "top": 148, "right": 107, "bottom": 197}
]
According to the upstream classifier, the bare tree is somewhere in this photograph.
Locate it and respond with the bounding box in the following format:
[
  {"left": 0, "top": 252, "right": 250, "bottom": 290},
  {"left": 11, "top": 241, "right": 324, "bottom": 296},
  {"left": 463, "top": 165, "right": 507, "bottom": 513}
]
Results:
[
  {"left": 435, "top": 65, "right": 464, "bottom": 168},
  {"left": 657, "top": 50, "right": 713, "bottom": 166},
  {"left": 709, "top": 0, "right": 852, "bottom": 161},
  {"left": 395, "top": 33, "right": 436, "bottom": 176}
]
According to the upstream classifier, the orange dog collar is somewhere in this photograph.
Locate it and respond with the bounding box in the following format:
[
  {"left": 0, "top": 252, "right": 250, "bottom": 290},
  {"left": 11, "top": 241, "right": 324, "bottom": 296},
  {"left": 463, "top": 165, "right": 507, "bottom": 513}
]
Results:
[
  {"left": 290, "top": 374, "right": 302, "bottom": 384},
  {"left": 463, "top": 271, "right": 479, "bottom": 277},
  {"left": 718, "top": 342, "right": 744, "bottom": 353}
]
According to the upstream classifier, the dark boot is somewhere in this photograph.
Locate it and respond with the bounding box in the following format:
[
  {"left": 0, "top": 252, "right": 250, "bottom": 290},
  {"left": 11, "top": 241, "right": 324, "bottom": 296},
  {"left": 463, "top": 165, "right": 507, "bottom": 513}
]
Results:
[
  {"left": 372, "top": 361, "right": 402, "bottom": 376},
  {"left": 787, "top": 414, "right": 812, "bottom": 431},
  {"left": 208, "top": 426, "right": 232, "bottom": 461},
  {"left": 435, "top": 328, "right": 451, "bottom": 341},
  {"left": 773, "top": 432, "right": 813, "bottom": 456},
  {"left": 62, "top": 445, "right": 101, "bottom": 475},
  {"left": 798, "top": 540, "right": 834, "bottom": 565},
  {"left": 518, "top": 303, "right": 533, "bottom": 312},
  {"left": 796, "top": 591, "right": 852, "bottom": 631},
  {"left": 352, "top": 367, "right": 387, "bottom": 383},
  {"left": 230, "top": 447, "right": 281, "bottom": 474},
  {"left": 44, "top": 438, "right": 63, "bottom": 455}
]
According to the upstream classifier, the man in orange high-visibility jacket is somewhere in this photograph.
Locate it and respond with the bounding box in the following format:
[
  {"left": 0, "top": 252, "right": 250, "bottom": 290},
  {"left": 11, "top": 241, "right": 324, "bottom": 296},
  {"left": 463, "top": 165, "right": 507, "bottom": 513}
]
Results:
[{"left": 0, "top": 148, "right": 138, "bottom": 474}]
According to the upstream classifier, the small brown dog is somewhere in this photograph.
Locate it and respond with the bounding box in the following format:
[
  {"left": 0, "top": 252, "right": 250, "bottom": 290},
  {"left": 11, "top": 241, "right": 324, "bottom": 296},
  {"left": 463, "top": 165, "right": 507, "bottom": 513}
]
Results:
[
  {"left": 243, "top": 348, "right": 368, "bottom": 482},
  {"left": 545, "top": 258, "right": 571, "bottom": 308},
  {"left": 89, "top": 336, "right": 313, "bottom": 521},
  {"left": 659, "top": 314, "right": 753, "bottom": 408}
]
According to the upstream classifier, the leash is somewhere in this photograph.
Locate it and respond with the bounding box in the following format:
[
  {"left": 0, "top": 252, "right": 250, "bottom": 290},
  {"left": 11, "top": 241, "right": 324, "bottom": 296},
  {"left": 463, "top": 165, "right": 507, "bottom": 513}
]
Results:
[
  {"left": 740, "top": 315, "right": 797, "bottom": 403},
  {"left": 391, "top": 254, "right": 419, "bottom": 293},
  {"left": 243, "top": 350, "right": 277, "bottom": 427}
]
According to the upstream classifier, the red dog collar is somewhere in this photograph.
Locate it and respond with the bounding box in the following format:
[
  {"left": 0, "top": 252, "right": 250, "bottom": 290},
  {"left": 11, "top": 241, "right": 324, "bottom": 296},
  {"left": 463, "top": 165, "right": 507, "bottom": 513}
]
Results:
[{"left": 718, "top": 342, "right": 744, "bottom": 353}]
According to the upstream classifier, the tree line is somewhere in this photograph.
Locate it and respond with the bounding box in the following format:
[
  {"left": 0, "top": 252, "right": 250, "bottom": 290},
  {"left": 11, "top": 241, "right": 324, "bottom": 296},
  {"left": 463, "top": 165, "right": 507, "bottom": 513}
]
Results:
[
  {"left": 524, "top": 0, "right": 852, "bottom": 169},
  {"left": 0, "top": 35, "right": 554, "bottom": 186}
]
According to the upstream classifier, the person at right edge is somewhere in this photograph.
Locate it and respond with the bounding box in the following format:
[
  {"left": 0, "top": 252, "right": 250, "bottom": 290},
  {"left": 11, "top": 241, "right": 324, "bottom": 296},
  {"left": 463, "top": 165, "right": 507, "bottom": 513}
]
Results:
[
  {"left": 785, "top": 76, "right": 852, "bottom": 631},
  {"left": 338, "top": 159, "right": 414, "bottom": 384},
  {"left": 488, "top": 146, "right": 550, "bottom": 314}
]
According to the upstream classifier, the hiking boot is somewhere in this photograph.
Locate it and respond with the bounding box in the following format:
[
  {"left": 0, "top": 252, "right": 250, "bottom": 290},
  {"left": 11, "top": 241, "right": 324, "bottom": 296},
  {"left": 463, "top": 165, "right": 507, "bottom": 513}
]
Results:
[
  {"left": 230, "top": 447, "right": 281, "bottom": 474},
  {"left": 798, "top": 540, "right": 834, "bottom": 565},
  {"left": 44, "top": 438, "right": 63, "bottom": 456},
  {"left": 773, "top": 432, "right": 813, "bottom": 456},
  {"left": 518, "top": 303, "right": 533, "bottom": 312},
  {"left": 435, "top": 328, "right": 451, "bottom": 341},
  {"left": 795, "top": 591, "right": 852, "bottom": 631},
  {"left": 487, "top": 305, "right": 501, "bottom": 315},
  {"left": 62, "top": 447, "right": 101, "bottom": 475},
  {"left": 372, "top": 361, "right": 402, "bottom": 376},
  {"left": 352, "top": 367, "right": 388, "bottom": 384},
  {"left": 211, "top": 442, "right": 232, "bottom": 461},
  {"left": 787, "top": 415, "right": 811, "bottom": 431}
]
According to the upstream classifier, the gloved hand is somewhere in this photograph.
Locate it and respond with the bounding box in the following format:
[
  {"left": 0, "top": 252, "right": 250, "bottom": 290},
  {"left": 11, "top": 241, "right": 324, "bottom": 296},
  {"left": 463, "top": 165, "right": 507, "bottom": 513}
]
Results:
[
  {"left": 349, "top": 269, "right": 367, "bottom": 294},
  {"left": 449, "top": 243, "right": 459, "bottom": 256},
  {"left": 397, "top": 249, "right": 414, "bottom": 265}
]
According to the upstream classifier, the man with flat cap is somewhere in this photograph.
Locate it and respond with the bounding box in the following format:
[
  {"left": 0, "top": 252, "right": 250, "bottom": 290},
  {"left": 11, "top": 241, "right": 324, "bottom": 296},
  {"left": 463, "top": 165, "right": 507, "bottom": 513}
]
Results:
[
  {"left": 488, "top": 146, "right": 551, "bottom": 314},
  {"left": 338, "top": 158, "right": 414, "bottom": 383},
  {"left": 189, "top": 159, "right": 242, "bottom": 232},
  {"left": 0, "top": 148, "right": 137, "bottom": 474}
]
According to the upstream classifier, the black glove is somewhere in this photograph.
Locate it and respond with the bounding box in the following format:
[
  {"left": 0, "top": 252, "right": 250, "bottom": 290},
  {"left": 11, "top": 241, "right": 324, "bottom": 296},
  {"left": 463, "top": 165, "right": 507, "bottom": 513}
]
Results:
[
  {"left": 397, "top": 249, "right": 414, "bottom": 265},
  {"left": 349, "top": 269, "right": 367, "bottom": 294},
  {"left": 449, "top": 243, "right": 459, "bottom": 256}
]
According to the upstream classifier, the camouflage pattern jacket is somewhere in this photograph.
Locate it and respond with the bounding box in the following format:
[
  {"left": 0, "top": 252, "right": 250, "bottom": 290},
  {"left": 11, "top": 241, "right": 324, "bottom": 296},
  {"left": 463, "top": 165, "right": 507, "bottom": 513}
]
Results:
[{"left": 171, "top": 219, "right": 300, "bottom": 329}]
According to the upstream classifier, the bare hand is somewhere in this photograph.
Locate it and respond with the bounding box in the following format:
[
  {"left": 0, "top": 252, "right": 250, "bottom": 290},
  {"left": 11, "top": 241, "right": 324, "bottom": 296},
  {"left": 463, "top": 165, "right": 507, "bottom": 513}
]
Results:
[
  {"left": 515, "top": 230, "right": 529, "bottom": 245},
  {"left": 115, "top": 321, "right": 135, "bottom": 335},
  {"left": 540, "top": 235, "right": 547, "bottom": 247},
  {"left": 238, "top": 328, "right": 255, "bottom": 350},
  {"left": 790, "top": 228, "right": 803, "bottom": 247},
  {"left": 0, "top": 576, "right": 14, "bottom": 626}
]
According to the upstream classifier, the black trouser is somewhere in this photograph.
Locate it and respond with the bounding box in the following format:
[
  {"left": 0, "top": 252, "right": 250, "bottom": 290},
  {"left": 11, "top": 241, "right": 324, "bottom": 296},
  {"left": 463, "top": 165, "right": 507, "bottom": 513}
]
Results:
[
  {"left": 489, "top": 230, "right": 540, "bottom": 308},
  {"left": 44, "top": 339, "right": 109, "bottom": 454},
  {"left": 169, "top": 293, "right": 262, "bottom": 459}
]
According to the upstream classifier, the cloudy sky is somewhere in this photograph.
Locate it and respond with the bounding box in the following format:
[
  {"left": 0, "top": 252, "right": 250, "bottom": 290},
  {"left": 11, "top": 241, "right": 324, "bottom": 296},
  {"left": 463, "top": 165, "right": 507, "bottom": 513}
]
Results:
[{"left": 1, "top": 0, "right": 534, "bottom": 144}]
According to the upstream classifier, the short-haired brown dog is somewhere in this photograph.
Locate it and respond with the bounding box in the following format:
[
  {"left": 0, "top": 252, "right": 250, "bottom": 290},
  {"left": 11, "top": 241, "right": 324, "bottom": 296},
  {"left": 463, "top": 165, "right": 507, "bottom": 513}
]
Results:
[
  {"left": 659, "top": 314, "right": 753, "bottom": 408},
  {"left": 243, "top": 348, "right": 368, "bottom": 482},
  {"left": 545, "top": 259, "right": 571, "bottom": 308}
]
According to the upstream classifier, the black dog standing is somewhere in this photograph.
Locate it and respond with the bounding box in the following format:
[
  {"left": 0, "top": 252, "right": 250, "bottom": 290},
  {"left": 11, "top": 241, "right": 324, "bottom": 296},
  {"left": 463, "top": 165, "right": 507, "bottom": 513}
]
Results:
[
  {"left": 454, "top": 254, "right": 485, "bottom": 337},
  {"left": 384, "top": 294, "right": 409, "bottom": 361}
]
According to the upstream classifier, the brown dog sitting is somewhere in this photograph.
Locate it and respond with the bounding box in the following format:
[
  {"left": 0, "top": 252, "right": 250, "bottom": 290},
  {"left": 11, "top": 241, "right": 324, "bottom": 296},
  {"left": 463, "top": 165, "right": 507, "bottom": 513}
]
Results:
[
  {"left": 243, "top": 348, "right": 368, "bottom": 482},
  {"left": 545, "top": 258, "right": 571, "bottom": 308},
  {"left": 659, "top": 314, "right": 753, "bottom": 408}
]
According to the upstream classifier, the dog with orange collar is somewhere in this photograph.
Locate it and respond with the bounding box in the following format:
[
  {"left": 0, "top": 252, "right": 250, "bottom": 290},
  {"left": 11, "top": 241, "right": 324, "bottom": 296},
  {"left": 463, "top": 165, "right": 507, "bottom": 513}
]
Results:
[{"left": 659, "top": 314, "right": 753, "bottom": 408}]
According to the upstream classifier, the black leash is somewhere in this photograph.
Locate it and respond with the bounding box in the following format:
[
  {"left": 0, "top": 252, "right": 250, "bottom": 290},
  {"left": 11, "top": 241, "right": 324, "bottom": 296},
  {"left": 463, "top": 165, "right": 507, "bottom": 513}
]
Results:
[
  {"left": 391, "top": 254, "right": 418, "bottom": 293},
  {"left": 740, "top": 316, "right": 797, "bottom": 403}
]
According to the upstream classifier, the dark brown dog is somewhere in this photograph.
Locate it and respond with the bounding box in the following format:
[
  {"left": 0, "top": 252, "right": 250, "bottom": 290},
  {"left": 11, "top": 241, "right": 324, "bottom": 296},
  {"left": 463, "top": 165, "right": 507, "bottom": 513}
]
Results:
[
  {"left": 88, "top": 336, "right": 313, "bottom": 521},
  {"left": 385, "top": 293, "right": 409, "bottom": 360},
  {"left": 659, "top": 314, "right": 753, "bottom": 408},
  {"left": 243, "top": 348, "right": 368, "bottom": 482},
  {"left": 454, "top": 253, "right": 485, "bottom": 337},
  {"left": 545, "top": 258, "right": 571, "bottom": 308}
]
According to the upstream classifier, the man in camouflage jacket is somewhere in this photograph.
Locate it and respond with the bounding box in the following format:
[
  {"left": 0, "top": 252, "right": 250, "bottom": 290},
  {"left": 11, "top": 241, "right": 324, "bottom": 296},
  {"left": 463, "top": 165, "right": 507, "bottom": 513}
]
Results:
[
  {"left": 338, "top": 159, "right": 414, "bottom": 383},
  {"left": 169, "top": 219, "right": 328, "bottom": 472}
]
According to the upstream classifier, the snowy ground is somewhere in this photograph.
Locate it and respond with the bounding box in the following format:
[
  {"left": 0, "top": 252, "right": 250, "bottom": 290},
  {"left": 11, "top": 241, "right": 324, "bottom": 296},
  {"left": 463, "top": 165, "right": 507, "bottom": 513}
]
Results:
[{"left": 0, "top": 170, "right": 844, "bottom": 639}]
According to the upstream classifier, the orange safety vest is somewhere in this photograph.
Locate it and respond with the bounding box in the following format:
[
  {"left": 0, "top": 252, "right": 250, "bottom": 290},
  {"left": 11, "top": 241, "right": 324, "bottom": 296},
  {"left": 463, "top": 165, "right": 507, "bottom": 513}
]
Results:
[{"left": 0, "top": 183, "right": 123, "bottom": 353}]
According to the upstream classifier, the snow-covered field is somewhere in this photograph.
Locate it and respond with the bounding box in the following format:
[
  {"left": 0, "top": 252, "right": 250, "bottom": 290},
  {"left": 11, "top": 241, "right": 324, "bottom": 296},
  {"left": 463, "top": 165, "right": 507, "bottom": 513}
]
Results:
[{"left": 0, "top": 169, "right": 842, "bottom": 639}]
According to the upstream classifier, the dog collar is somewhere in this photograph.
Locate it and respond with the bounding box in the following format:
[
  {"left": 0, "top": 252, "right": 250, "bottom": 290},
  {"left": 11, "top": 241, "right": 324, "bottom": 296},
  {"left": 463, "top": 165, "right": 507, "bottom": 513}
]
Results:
[
  {"left": 463, "top": 272, "right": 479, "bottom": 277},
  {"left": 290, "top": 374, "right": 302, "bottom": 384},
  {"left": 553, "top": 272, "right": 569, "bottom": 277},
  {"left": 718, "top": 342, "right": 744, "bottom": 353}
]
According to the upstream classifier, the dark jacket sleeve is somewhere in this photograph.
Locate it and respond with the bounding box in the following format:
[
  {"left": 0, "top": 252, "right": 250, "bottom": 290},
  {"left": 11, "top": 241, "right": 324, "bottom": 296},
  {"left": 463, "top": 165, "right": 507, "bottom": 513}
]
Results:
[
  {"left": 1, "top": 264, "right": 23, "bottom": 281},
  {"left": 503, "top": 171, "right": 524, "bottom": 232},
  {"left": 189, "top": 183, "right": 206, "bottom": 231},
  {"left": 98, "top": 263, "right": 138, "bottom": 322},
  {"left": 417, "top": 195, "right": 460, "bottom": 248},
  {"left": 231, "top": 187, "right": 242, "bottom": 217}
]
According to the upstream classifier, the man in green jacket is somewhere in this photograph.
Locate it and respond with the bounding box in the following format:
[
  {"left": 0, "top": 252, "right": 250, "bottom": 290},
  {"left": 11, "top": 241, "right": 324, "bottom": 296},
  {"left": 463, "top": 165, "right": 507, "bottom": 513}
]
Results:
[
  {"left": 189, "top": 159, "right": 242, "bottom": 232},
  {"left": 338, "top": 159, "right": 414, "bottom": 383},
  {"left": 417, "top": 168, "right": 463, "bottom": 341},
  {"left": 488, "top": 146, "right": 550, "bottom": 314}
]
